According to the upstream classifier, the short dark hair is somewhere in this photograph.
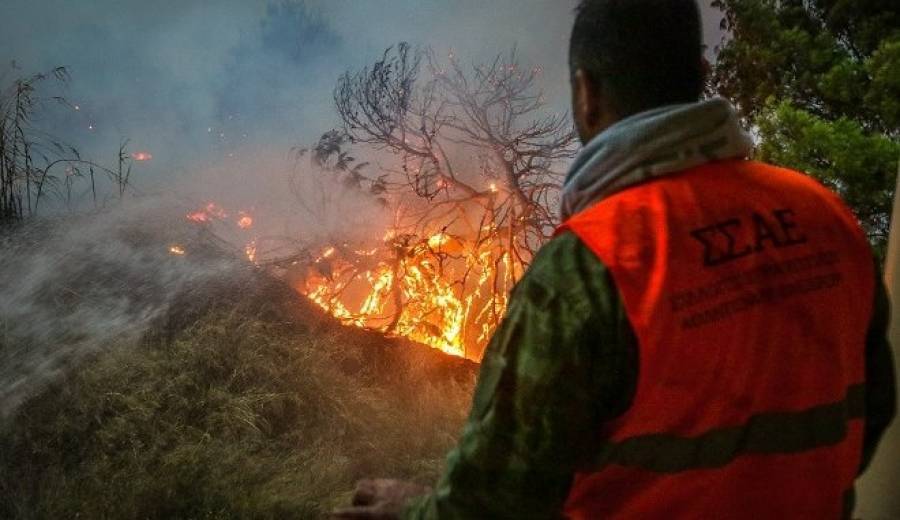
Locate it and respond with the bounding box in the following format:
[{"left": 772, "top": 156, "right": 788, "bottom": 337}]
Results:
[{"left": 570, "top": 0, "right": 705, "bottom": 116}]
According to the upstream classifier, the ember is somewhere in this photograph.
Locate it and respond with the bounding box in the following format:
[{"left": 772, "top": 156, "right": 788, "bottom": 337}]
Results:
[
  {"left": 237, "top": 212, "right": 253, "bottom": 229},
  {"left": 186, "top": 211, "right": 210, "bottom": 223},
  {"left": 245, "top": 241, "right": 257, "bottom": 263},
  {"left": 186, "top": 202, "right": 229, "bottom": 224}
]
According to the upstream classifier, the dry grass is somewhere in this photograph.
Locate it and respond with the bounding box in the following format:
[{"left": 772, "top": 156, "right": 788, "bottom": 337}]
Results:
[{"left": 0, "top": 292, "right": 475, "bottom": 518}]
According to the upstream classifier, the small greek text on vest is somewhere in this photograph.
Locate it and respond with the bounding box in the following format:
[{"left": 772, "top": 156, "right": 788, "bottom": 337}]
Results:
[{"left": 689, "top": 208, "right": 808, "bottom": 267}]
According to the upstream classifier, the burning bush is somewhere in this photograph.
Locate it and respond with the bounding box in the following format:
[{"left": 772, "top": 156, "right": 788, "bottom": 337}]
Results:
[{"left": 279, "top": 44, "right": 575, "bottom": 361}]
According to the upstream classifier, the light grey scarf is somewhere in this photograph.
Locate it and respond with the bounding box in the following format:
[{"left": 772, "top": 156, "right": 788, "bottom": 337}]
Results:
[{"left": 560, "top": 97, "right": 754, "bottom": 221}]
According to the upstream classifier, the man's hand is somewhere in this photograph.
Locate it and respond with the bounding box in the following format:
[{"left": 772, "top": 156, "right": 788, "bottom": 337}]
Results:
[{"left": 331, "top": 478, "right": 431, "bottom": 520}]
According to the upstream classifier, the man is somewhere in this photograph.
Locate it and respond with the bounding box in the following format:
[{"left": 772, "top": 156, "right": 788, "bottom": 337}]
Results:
[{"left": 334, "top": 0, "right": 897, "bottom": 518}]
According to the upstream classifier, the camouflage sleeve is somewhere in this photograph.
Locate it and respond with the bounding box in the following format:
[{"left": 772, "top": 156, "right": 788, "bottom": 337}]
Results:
[{"left": 402, "top": 232, "right": 637, "bottom": 519}]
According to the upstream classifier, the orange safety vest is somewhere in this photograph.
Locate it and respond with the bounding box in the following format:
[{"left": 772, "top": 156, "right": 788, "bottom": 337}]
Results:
[{"left": 558, "top": 160, "right": 874, "bottom": 519}]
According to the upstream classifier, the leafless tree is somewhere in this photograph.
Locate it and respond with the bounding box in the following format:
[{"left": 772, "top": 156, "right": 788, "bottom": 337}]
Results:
[{"left": 335, "top": 43, "right": 576, "bottom": 270}]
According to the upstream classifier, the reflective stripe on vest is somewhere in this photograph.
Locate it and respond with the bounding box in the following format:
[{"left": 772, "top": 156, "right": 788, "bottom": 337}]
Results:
[{"left": 558, "top": 160, "right": 874, "bottom": 520}]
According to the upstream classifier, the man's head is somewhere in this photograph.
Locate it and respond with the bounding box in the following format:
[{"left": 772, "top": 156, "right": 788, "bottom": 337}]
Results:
[{"left": 569, "top": 0, "right": 706, "bottom": 143}]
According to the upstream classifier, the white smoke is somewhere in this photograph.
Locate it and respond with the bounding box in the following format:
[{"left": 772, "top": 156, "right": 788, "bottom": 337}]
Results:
[{"left": 0, "top": 201, "right": 245, "bottom": 419}]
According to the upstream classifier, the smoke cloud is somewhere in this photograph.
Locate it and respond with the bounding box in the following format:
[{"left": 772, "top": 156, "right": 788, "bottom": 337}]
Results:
[
  {"left": 0, "top": 0, "right": 724, "bottom": 203},
  {"left": 0, "top": 201, "right": 251, "bottom": 419}
]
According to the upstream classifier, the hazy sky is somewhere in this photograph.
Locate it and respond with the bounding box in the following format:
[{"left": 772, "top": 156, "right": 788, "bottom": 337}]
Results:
[{"left": 0, "top": 0, "right": 726, "bottom": 196}]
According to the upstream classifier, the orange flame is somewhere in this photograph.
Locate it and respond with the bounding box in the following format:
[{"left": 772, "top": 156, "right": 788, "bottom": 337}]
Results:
[
  {"left": 181, "top": 201, "right": 512, "bottom": 360},
  {"left": 237, "top": 212, "right": 253, "bottom": 229},
  {"left": 302, "top": 231, "right": 514, "bottom": 360},
  {"left": 245, "top": 240, "right": 257, "bottom": 263},
  {"left": 186, "top": 202, "right": 229, "bottom": 224}
]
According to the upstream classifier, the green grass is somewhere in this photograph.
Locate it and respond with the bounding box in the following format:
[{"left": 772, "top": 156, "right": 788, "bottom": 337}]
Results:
[{"left": 0, "top": 299, "right": 475, "bottom": 518}]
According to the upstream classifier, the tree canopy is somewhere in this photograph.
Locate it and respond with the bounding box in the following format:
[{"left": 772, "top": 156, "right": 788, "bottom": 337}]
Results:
[{"left": 712, "top": 0, "right": 900, "bottom": 250}]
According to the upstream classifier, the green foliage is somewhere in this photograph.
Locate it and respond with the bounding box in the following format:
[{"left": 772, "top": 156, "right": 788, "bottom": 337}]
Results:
[
  {"left": 866, "top": 39, "right": 900, "bottom": 130},
  {"left": 757, "top": 101, "right": 900, "bottom": 244},
  {"left": 712, "top": 0, "right": 900, "bottom": 248},
  {"left": 713, "top": 0, "right": 899, "bottom": 128},
  {"left": 0, "top": 311, "right": 473, "bottom": 519}
]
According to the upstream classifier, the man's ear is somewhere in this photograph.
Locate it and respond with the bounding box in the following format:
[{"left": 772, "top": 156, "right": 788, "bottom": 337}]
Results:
[
  {"left": 573, "top": 69, "right": 595, "bottom": 124},
  {"left": 573, "top": 68, "right": 604, "bottom": 141}
]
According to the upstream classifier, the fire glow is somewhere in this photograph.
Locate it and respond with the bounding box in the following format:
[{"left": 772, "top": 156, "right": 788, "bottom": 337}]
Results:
[
  {"left": 187, "top": 202, "right": 228, "bottom": 223},
  {"left": 183, "top": 201, "right": 513, "bottom": 360},
  {"left": 302, "top": 231, "right": 515, "bottom": 359},
  {"left": 237, "top": 212, "right": 253, "bottom": 229},
  {"left": 245, "top": 240, "right": 257, "bottom": 263}
]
